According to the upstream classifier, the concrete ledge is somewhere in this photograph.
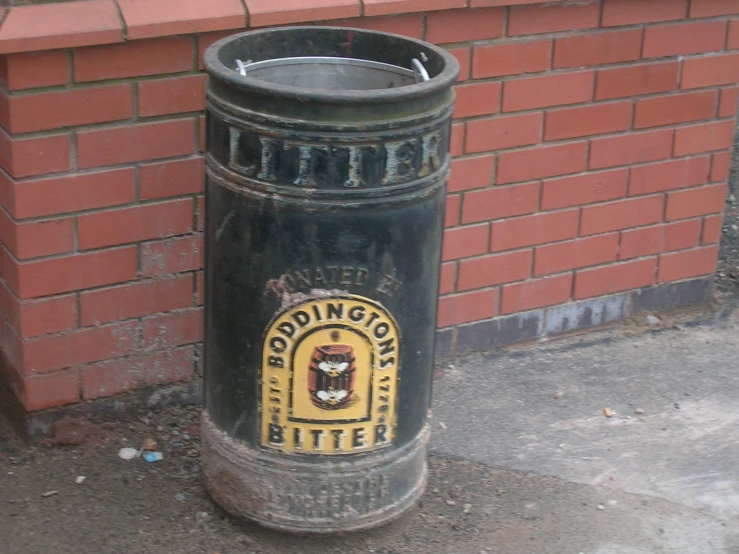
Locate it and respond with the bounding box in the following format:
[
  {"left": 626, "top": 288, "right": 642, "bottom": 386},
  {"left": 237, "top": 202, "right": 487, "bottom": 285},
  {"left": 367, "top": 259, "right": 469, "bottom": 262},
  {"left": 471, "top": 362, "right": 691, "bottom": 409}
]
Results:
[
  {"left": 0, "top": 0, "right": 569, "bottom": 54},
  {"left": 436, "top": 276, "right": 715, "bottom": 360}
]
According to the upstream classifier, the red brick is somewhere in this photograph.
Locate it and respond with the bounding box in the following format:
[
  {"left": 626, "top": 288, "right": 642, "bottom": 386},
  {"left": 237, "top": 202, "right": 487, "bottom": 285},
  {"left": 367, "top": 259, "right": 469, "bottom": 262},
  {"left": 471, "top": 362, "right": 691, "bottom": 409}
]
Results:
[
  {"left": 448, "top": 156, "right": 494, "bottom": 192},
  {"left": 553, "top": 30, "right": 643, "bottom": 70},
  {"left": 426, "top": 7, "right": 504, "bottom": 44},
  {"left": 681, "top": 52, "right": 739, "bottom": 89},
  {"left": 690, "top": 0, "right": 739, "bottom": 17},
  {"left": 465, "top": 113, "right": 542, "bottom": 153},
  {"left": 453, "top": 82, "right": 501, "bottom": 118},
  {"left": 439, "top": 262, "right": 456, "bottom": 294},
  {"left": 629, "top": 157, "right": 710, "bottom": 196},
  {"left": 729, "top": 19, "right": 739, "bottom": 49},
  {"left": 658, "top": 246, "right": 719, "bottom": 282},
  {"left": 74, "top": 37, "right": 193, "bottom": 82},
  {"left": 491, "top": 209, "right": 579, "bottom": 252},
  {"left": 23, "top": 321, "right": 140, "bottom": 374},
  {"left": 139, "top": 157, "right": 204, "bottom": 200},
  {"left": 246, "top": 0, "right": 359, "bottom": 25},
  {"left": 462, "top": 182, "right": 539, "bottom": 224},
  {"left": 451, "top": 123, "right": 464, "bottom": 157},
  {"left": 711, "top": 151, "right": 732, "bottom": 182},
  {"left": 322, "top": 15, "right": 424, "bottom": 39},
  {"left": 643, "top": 21, "right": 726, "bottom": 58},
  {"left": 665, "top": 183, "right": 728, "bottom": 220},
  {"left": 602, "top": 0, "right": 688, "bottom": 26},
  {"left": 13, "top": 218, "right": 75, "bottom": 259},
  {"left": 575, "top": 258, "right": 657, "bottom": 299},
  {"left": 719, "top": 86, "right": 739, "bottom": 117},
  {"left": 1, "top": 84, "right": 133, "bottom": 134},
  {"left": 12, "top": 168, "right": 135, "bottom": 220},
  {"left": 10, "top": 246, "right": 138, "bottom": 299},
  {"left": 446, "top": 48, "right": 469, "bottom": 82},
  {"left": 81, "top": 357, "right": 137, "bottom": 400},
  {"left": 508, "top": 3, "right": 600, "bottom": 35},
  {"left": 196, "top": 196, "right": 204, "bottom": 231},
  {"left": 534, "top": 234, "right": 620, "bottom": 276},
  {"left": 141, "top": 235, "right": 203, "bottom": 277},
  {"left": 472, "top": 40, "right": 551, "bottom": 79},
  {"left": 80, "top": 274, "right": 193, "bottom": 326},
  {"left": 497, "top": 142, "right": 587, "bottom": 185},
  {"left": 502, "top": 71, "right": 593, "bottom": 112},
  {"left": 634, "top": 91, "right": 716, "bottom": 129},
  {"left": 0, "top": 0, "right": 122, "bottom": 54},
  {"left": 442, "top": 224, "right": 489, "bottom": 261},
  {"left": 457, "top": 249, "right": 532, "bottom": 291},
  {"left": 702, "top": 214, "right": 724, "bottom": 244},
  {"left": 471, "top": 0, "right": 550, "bottom": 5},
  {"left": 581, "top": 195, "right": 664, "bottom": 236},
  {"left": 620, "top": 220, "right": 701, "bottom": 259},
  {"left": 117, "top": 0, "right": 245, "bottom": 40},
  {"left": 138, "top": 75, "right": 206, "bottom": 117},
  {"left": 541, "top": 170, "right": 628, "bottom": 210},
  {"left": 437, "top": 289, "right": 497, "bottom": 327},
  {"left": 24, "top": 370, "right": 80, "bottom": 411},
  {"left": 77, "top": 199, "right": 193, "bottom": 250},
  {"left": 0, "top": 50, "right": 68, "bottom": 91},
  {"left": 590, "top": 129, "right": 674, "bottom": 169},
  {"left": 674, "top": 120, "right": 736, "bottom": 156},
  {"left": 142, "top": 308, "right": 202, "bottom": 350},
  {"left": 0, "top": 133, "right": 70, "bottom": 179},
  {"left": 195, "top": 271, "right": 204, "bottom": 305},
  {"left": 18, "top": 295, "right": 78, "bottom": 339},
  {"left": 544, "top": 102, "right": 632, "bottom": 141},
  {"left": 595, "top": 62, "right": 679, "bottom": 101},
  {"left": 198, "top": 115, "right": 206, "bottom": 153},
  {"left": 82, "top": 345, "right": 195, "bottom": 400},
  {"left": 0, "top": 210, "right": 74, "bottom": 259},
  {"left": 363, "top": 0, "right": 463, "bottom": 17},
  {"left": 446, "top": 195, "right": 460, "bottom": 228},
  {"left": 501, "top": 274, "right": 572, "bottom": 315},
  {"left": 77, "top": 119, "right": 194, "bottom": 169}
]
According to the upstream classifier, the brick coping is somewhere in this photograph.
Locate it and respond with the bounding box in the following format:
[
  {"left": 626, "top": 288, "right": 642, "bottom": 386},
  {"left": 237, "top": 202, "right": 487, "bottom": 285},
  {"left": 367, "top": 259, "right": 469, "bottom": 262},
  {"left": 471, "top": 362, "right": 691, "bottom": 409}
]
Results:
[{"left": 0, "top": 0, "right": 563, "bottom": 54}]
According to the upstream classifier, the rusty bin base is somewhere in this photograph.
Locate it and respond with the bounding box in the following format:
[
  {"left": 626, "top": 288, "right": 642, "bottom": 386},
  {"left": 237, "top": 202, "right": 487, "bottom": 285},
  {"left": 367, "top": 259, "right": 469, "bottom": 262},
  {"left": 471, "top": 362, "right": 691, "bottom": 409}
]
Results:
[{"left": 201, "top": 413, "right": 429, "bottom": 534}]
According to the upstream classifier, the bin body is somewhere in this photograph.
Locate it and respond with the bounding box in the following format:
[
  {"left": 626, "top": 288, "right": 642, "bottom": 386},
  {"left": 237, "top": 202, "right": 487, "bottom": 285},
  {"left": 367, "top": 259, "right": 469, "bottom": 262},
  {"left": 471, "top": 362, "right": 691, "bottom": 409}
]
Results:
[{"left": 201, "top": 27, "right": 458, "bottom": 533}]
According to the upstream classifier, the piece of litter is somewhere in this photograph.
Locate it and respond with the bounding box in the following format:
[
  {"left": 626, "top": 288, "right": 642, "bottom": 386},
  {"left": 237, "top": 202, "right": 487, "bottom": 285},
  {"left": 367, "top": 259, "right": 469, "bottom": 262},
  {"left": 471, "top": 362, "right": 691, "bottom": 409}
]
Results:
[
  {"left": 463, "top": 503, "right": 472, "bottom": 514},
  {"left": 438, "top": 422, "right": 447, "bottom": 430},
  {"left": 135, "top": 447, "right": 144, "bottom": 458},
  {"left": 74, "top": 476, "right": 86, "bottom": 485},
  {"left": 635, "top": 408, "right": 646, "bottom": 415},
  {"left": 603, "top": 408, "right": 613, "bottom": 418},
  {"left": 646, "top": 314, "right": 660, "bottom": 326},
  {"left": 143, "top": 451, "right": 164, "bottom": 463},
  {"left": 445, "top": 500, "right": 456, "bottom": 506},
  {"left": 597, "top": 504, "right": 605, "bottom": 510},
  {"left": 553, "top": 391, "right": 565, "bottom": 399},
  {"left": 41, "top": 490, "right": 58, "bottom": 498},
  {"left": 118, "top": 447, "right": 138, "bottom": 460}
]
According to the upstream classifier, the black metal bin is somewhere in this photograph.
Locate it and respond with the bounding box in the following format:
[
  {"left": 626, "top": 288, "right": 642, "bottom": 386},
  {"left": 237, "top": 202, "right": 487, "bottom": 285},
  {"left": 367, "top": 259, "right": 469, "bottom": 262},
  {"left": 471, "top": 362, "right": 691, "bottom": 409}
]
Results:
[{"left": 201, "top": 26, "right": 459, "bottom": 533}]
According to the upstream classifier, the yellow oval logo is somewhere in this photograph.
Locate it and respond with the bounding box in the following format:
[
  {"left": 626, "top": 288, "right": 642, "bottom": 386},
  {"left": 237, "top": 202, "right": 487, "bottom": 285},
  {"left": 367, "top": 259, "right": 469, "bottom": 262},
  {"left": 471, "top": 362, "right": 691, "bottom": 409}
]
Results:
[{"left": 261, "top": 294, "right": 400, "bottom": 455}]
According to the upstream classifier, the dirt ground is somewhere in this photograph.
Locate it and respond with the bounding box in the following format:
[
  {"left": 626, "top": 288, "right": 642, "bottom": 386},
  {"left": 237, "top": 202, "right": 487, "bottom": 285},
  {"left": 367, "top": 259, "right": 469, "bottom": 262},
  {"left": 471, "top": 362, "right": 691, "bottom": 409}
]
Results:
[{"left": 4, "top": 402, "right": 735, "bottom": 554}]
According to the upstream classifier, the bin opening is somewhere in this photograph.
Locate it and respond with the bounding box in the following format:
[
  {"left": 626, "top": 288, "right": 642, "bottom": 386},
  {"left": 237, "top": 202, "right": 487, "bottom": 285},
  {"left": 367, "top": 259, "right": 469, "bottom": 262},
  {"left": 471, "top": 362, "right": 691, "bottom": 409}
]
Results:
[{"left": 233, "top": 56, "right": 430, "bottom": 91}]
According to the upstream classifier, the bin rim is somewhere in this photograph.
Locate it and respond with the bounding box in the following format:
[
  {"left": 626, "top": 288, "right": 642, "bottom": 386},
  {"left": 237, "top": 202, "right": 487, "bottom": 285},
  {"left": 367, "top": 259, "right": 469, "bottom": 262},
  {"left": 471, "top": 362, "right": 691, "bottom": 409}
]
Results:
[{"left": 203, "top": 26, "right": 460, "bottom": 105}]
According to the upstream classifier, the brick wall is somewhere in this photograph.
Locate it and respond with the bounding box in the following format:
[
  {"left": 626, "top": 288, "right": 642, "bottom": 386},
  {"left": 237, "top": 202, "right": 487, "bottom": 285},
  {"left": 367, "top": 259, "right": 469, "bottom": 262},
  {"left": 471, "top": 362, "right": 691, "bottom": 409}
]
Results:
[{"left": 0, "top": 0, "right": 735, "bottom": 414}]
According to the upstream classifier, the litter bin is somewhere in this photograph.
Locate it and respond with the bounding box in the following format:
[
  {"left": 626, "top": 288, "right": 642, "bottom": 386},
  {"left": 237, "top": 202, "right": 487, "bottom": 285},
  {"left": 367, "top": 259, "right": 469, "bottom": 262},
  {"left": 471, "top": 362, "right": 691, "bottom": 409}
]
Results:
[{"left": 201, "top": 26, "right": 459, "bottom": 533}]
